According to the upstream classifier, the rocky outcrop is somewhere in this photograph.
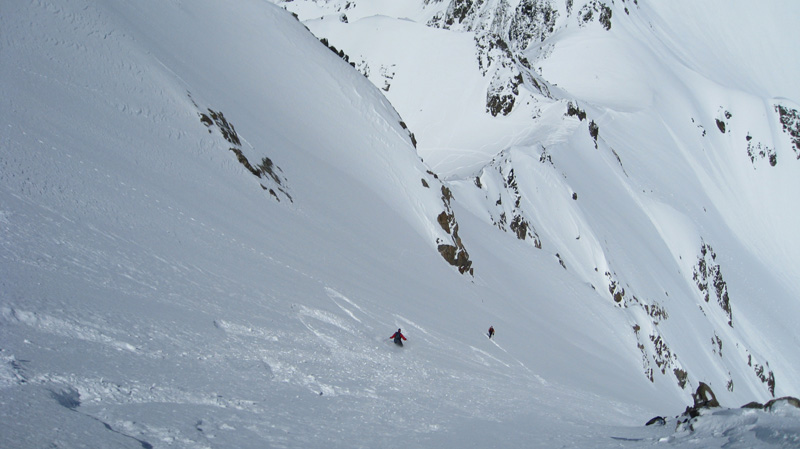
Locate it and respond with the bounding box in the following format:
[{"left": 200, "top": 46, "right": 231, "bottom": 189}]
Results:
[
  {"left": 507, "top": 0, "right": 558, "bottom": 52},
  {"left": 437, "top": 185, "right": 474, "bottom": 275},
  {"left": 775, "top": 104, "right": 800, "bottom": 158},
  {"left": 486, "top": 66, "right": 524, "bottom": 116},
  {"left": 320, "top": 37, "right": 356, "bottom": 69},
  {"left": 747, "top": 352, "right": 776, "bottom": 397},
  {"left": 442, "top": 0, "right": 480, "bottom": 28},
  {"left": 741, "top": 396, "right": 800, "bottom": 411},
  {"left": 435, "top": 0, "right": 562, "bottom": 116},
  {"left": 674, "top": 384, "right": 796, "bottom": 433},
  {"left": 645, "top": 416, "right": 666, "bottom": 426},
  {"left": 692, "top": 240, "right": 732, "bottom": 327},
  {"left": 473, "top": 153, "right": 542, "bottom": 247},
  {"left": 715, "top": 109, "right": 731, "bottom": 134},
  {"left": 746, "top": 134, "right": 777, "bottom": 167},
  {"left": 676, "top": 382, "right": 720, "bottom": 431},
  {"left": 193, "top": 95, "right": 292, "bottom": 203},
  {"left": 577, "top": 0, "right": 612, "bottom": 30}
]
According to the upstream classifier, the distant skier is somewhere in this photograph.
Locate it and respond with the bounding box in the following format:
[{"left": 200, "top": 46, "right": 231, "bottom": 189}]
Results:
[
  {"left": 390, "top": 328, "right": 407, "bottom": 347},
  {"left": 488, "top": 326, "right": 495, "bottom": 339}
]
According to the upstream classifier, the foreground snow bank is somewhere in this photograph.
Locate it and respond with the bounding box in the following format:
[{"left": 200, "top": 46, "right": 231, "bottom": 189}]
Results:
[{"left": 666, "top": 400, "right": 800, "bottom": 448}]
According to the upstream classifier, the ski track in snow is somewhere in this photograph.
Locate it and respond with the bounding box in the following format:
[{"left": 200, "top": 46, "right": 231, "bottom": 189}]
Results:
[
  {"left": 0, "top": 307, "right": 142, "bottom": 355},
  {"left": 325, "top": 287, "right": 366, "bottom": 324}
]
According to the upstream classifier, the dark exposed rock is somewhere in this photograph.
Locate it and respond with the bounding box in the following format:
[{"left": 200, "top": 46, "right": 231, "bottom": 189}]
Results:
[
  {"left": 319, "top": 37, "right": 353, "bottom": 64},
  {"left": 715, "top": 110, "right": 732, "bottom": 133},
  {"left": 672, "top": 387, "right": 797, "bottom": 434},
  {"left": 650, "top": 333, "right": 677, "bottom": 376},
  {"left": 486, "top": 88, "right": 517, "bottom": 116},
  {"left": 199, "top": 109, "right": 240, "bottom": 146},
  {"left": 399, "top": 121, "right": 417, "bottom": 148},
  {"left": 692, "top": 240, "right": 732, "bottom": 327},
  {"left": 477, "top": 33, "right": 525, "bottom": 117},
  {"left": 775, "top": 104, "right": 800, "bottom": 158},
  {"left": 195, "top": 98, "right": 292, "bottom": 203},
  {"left": 438, "top": 243, "right": 473, "bottom": 275},
  {"left": 566, "top": 101, "right": 587, "bottom": 121},
  {"left": 632, "top": 323, "right": 654, "bottom": 382},
  {"left": 765, "top": 396, "right": 800, "bottom": 411},
  {"left": 617, "top": 274, "right": 683, "bottom": 386},
  {"left": 229, "top": 147, "right": 260, "bottom": 177},
  {"left": 754, "top": 360, "right": 775, "bottom": 397},
  {"left": 691, "top": 382, "right": 720, "bottom": 409},
  {"left": 741, "top": 401, "right": 764, "bottom": 409},
  {"left": 674, "top": 368, "right": 688, "bottom": 389},
  {"left": 605, "top": 272, "right": 627, "bottom": 305},
  {"left": 589, "top": 120, "right": 599, "bottom": 148},
  {"left": 712, "top": 333, "right": 723, "bottom": 358},
  {"left": 437, "top": 185, "right": 474, "bottom": 275},
  {"left": 474, "top": 156, "right": 542, "bottom": 248},
  {"left": 442, "top": 0, "right": 475, "bottom": 28},
  {"left": 508, "top": 0, "right": 558, "bottom": 51},
  {"left": 509, "top": 214, "right": 529, "bottom": 240},
  {"left": 676, "top": 383, "right": 720, "bottom": 431},
  {"left": 578, "top": 1, "right": 612, "bottom": 30},
  {"left": 645, "top": 416, "right": 666, "bottom": 426},
  {"left": 746, "top": 134, "right": 777, "bottom": 167}
]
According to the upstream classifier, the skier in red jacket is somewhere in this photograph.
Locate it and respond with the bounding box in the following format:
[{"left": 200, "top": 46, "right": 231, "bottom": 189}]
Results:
[{"left": 390, "top": 329, "right": 407, "bottom": 346}]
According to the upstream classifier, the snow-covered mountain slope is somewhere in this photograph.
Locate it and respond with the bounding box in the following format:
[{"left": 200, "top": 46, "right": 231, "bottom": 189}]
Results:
[
  {"left": 1, "top": 0, "right": 799, "bottom": 448},
  {"left": 277, "top": 0, "right": 800, "bottom": 404}
]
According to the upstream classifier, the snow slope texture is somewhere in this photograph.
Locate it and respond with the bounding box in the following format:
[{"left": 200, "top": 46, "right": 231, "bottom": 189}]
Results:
[{"left": 2, "top": 0, "right": 800, "bottom": 448}]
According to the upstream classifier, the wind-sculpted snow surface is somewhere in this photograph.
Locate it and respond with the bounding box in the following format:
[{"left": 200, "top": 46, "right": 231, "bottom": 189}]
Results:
[{"left": 2, "top": 0, "right": 800, "bottom": 447}]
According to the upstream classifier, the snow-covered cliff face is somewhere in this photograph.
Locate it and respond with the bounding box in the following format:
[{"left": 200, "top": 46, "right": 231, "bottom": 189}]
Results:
[{"left": 276, "top": 0, "right": 800, "bottom": 403}]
